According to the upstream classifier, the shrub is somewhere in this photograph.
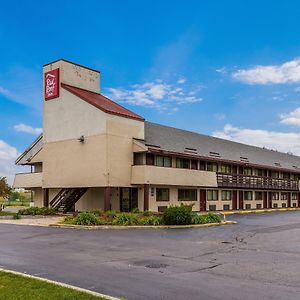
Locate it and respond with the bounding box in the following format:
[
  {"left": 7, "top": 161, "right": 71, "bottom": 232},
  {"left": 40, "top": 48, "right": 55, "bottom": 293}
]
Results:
[
  {"left": 73, "top": 212, "right": 101, "bottom": 225},
  {"left": 140, "top": 216, "right": 162, "bottom": 226},
  {"left": 192, "top": 213, "right": 221, "bottom": 224},
  {"left": 131, "top": 207, "right": 140, "bottom": 213},
  {"left": 163, "top": 204, "right": 193, "bottom": 225},
  {"left": 13, "top": 213, "right": 21, "bottom": 220},
  {"left": 18, "top": 207, "right": 58, "bottom": 216},
  {"left": 112, "top": 213, "right": 139, "bottom": 225},
  {"left": 143, "top": 210, "right": 155, "bottom": 217},
  {"left": 106, "top": 210, "right": 117, "bottom": 220},
  {"left": 89, "top": 210, "right": 103, "bottom": 216}
]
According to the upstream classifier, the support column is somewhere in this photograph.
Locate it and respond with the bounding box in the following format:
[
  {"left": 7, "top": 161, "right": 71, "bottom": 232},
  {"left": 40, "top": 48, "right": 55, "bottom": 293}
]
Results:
[
  {"left": 298, "top": 193, "right": 300, "bottom": 208},
  {"left": 104, "top": 187, "right": 111, "bottom": 211},
  {"left": 43, "top": 188, "right": 49, "bottom": 207},
  {"left": 144, "top": 184, "right": 149, "bottom": 211}
]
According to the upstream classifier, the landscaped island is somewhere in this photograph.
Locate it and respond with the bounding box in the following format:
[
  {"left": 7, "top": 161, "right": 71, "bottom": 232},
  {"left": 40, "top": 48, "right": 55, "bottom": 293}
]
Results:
[{"left": 61, "top": 204, "right": 222, "bottom": 226}]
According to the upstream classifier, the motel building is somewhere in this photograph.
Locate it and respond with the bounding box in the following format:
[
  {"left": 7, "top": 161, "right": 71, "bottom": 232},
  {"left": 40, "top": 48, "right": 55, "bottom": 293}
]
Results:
[{"left": 13, "top": 59, "right": 300, "bottom": 213}]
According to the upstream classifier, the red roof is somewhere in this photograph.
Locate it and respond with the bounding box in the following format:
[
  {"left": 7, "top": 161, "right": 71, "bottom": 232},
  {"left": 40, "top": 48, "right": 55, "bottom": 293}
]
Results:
[{"left": 61, "top": 83, "right": 144, "bottom": 121}]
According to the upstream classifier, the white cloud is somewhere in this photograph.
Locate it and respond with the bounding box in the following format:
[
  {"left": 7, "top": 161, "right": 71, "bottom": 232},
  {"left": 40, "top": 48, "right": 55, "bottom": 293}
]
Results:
[
  {"left": 177, "top": 78, "right": 186, "bottom": 84},
  {"left": 216, "top": 67, "right": 227, "bottom": 75},
  {"left": 0, "top": 140, "right": 20, "bottom": 185},
  {"left": 106, "top": 79, "right": 202, "bottom": 113},
  {"left": 280, "top": 107, "right": 300, "bottom": 126},
  {"left": 213, "top": 124, "right": 300, "bottom": 155},
  {"left": 232, "top": 58, "right": 300, "bottom": 85},
  {"left": 14, "top": 123, "right": 42, "bottom": 135}
]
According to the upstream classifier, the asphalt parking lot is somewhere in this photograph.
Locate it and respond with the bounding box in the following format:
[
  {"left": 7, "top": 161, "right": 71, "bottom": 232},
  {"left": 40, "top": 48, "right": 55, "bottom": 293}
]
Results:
[{"left": 1, "top": 211, "right": 300, "bottom": 300}]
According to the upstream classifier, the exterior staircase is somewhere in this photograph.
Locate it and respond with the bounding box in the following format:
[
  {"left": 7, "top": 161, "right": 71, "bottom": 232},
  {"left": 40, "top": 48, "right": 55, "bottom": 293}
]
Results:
[{"left": 50, "top": 188, "right": 88, "bottom": 213}]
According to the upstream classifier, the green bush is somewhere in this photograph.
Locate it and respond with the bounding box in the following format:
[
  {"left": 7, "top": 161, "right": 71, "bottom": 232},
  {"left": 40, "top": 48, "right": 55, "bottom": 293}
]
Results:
[
  {"left": 19, "top": 207, "right": 58, "bottom": 216},
  {"left": 13, "top": 213, "right": 21, "bottom": 220},
  {"left": 73, "top": 212, "right": 101, "bottom": 225},
  {"left": 142, "top": 210, "right": 155, "bottom": 217},
  {"left": 140, "top": 216, "right": 162, "bottom": 225},
  {"left": 192, "top": 213, "right": 221, "bottom": 224},
  {"left": 131, "top": 207, "right": 140, "bottom": 213},
  {"left": 106, "top": 210, "right": 117, "bottom": 220},
  {"left": 112, "top": 213, "right": 139, "bottom": 225},
  {"left": 163, "top": 204, "right": 193, "bottom": 225}
]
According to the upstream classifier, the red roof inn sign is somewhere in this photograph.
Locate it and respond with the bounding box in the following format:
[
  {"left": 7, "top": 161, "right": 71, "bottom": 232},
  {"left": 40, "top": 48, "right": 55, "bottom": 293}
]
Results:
[{"left": 44, "top": 68, "right": 60, "bottom": 100}]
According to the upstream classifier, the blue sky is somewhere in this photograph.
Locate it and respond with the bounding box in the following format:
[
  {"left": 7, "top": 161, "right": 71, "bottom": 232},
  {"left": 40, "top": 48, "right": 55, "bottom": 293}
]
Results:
[{"left": 2, "top": 0, "right": 300, "bottom": 182}]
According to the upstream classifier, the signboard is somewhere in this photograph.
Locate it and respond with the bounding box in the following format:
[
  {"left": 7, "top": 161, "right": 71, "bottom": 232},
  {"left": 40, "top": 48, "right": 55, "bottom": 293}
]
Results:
[{"left": 44, "top": 68, "right": 59, "bottom": 100}]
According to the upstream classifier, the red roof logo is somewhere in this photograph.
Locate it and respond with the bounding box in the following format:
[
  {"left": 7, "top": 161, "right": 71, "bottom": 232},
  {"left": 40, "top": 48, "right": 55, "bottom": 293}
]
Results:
[{"left": 44, "top": 69, "right": 60, "bottom": 100}]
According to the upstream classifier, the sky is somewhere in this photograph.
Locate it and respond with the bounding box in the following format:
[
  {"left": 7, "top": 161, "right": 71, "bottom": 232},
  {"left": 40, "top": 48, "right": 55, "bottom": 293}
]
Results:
[{"left": 2, "top": 0, "right": 300, "bottom": 183}]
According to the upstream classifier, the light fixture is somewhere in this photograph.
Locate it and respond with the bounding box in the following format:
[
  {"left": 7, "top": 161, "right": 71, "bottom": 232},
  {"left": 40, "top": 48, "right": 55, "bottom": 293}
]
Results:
[{"left": 78, "top": 135, "right": 85, "bottom": 143}]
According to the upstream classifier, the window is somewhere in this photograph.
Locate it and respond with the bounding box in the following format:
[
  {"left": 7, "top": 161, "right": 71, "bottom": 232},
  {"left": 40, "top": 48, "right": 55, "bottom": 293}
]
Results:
[
  {"left": 156, "top": 156, "right": 172, "bottom": 167},
  {"left": 253, "top": 169, "right": 263, "bottom": 176},
  {"left": 207, "top": 162, "right": 218, "bottom": 172},
  {"left": 245, "top": 204, "right": 251, "bottom": 210},
  {"left": 156, "top": 188, "right": 169, "bottom": 201},
  {"left": 282, "top": 203, "right": 287, "bottom": 208},
  {"left": 293, "top": 203, "right": 297, "bottom": 207},
  {"left": 176, "top": 158, "right": 190, "bottom": 169},
  {"left": 255, "top": 191, "right": 263, "bottom": 201},
  {"left": 281, "top": 192, "right": 288, "bottom": 200},
  {"left": 158, "top": 206, "right": 167, "bottom": 213},
  {"left": 243, "top": 167, "right": 252, "bottom": 176},
  {"left": 244, "top": 191, "right": 253, "bottom": 200},
  {"left": 221, "top": 164, "right": 231, "bottom": 173},
  {"left": 178, "top": 189, "right": 197, "bottom": 201},
  {"left": 256, "top": 204, "right": 262, "bottom": 209},
  {"left": 223, "top": 204, "right": 230, "bottom": 211},
  {"left": 292, "top": 193, "right": 298, "bottom": 200},
  {"left": 133, "top": 153, "right": 144, "bottom": 165},
  {"left": 282, "top": 172, "right": 289, "bottom": 179},
  {"left": 191, "top": 160, "right": 198, "bottom": 170},
  {"left": 221, "top": 190, "right": 232, "bottom": 201},
  {"left": 272, "top": 192, "right": 279, "bottom": 201},
  {"left": 209, "top": 205, "right": 216, "bottom": 211},
  {"left": 207, "top": 190, "right": 218, "bottom": 201},
  {"left": 271, "top": 171, "right": 279, "bottom": 178},
  {"left": 273, "top": 203, "right": 278, "bottom": 208},
  {"left": 291, "top": 173, "right": 299, "bottom": 180},
  {"left": 146, "top": 153, "right": 154, "bottom": 165}
]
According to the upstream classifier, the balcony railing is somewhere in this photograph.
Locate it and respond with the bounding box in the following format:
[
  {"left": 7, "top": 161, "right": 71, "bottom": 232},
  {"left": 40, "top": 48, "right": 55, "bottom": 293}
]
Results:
[{"left": 217, "top": 172, "right": 299, "bottom": 191}]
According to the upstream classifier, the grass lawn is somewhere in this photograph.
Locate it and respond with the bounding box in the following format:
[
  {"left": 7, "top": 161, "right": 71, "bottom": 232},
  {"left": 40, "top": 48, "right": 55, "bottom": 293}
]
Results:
[
  {"left": 0, "top": 211, "right": 15, "bottom": 216},
  {"left": 0, "top": 271, "right": 106, "bottom": 300}
]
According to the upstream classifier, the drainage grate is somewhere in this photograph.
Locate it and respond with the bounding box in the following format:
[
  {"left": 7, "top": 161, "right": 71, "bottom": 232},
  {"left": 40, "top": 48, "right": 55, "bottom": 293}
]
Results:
[{"left": 145, "top": 263, "right": 168, "bottom": 269}]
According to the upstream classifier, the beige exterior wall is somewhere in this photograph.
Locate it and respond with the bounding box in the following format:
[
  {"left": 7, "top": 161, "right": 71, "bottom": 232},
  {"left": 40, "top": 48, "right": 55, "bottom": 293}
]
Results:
[
  {"left": 147, "top": 186, "right": 200, "bottom": 212},
  {"left": 42, "top": 75, "right": 144, "bottom": 188},
  {"left": 32, "top": 188, "right": 43, "bottom": 207},
  {"left": 43, "top": 134, "right": 107, "bottom": 188},
  {"left": 131, "top": 165, "right": 218, "bottom": 187},
  {"left": 43, "top": 60, "right": 100, "bottom": 94},
  {"left": 13, "top": 172, "right": 43, "bottom": 188},
  {"left": 75, "top": 187, "right": 120, "bottom": 211}
]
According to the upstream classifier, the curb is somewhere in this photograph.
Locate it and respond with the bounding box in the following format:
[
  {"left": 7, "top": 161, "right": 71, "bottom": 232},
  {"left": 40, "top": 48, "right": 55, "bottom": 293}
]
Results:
[
  {"left": 0, "top": 267, "right": 120, "bottom": 300},
  {"left": 221, "top": 207, "right": 300, "bottom": 215},
  {"left": 49, "top": 220, "right": 236, "bottom": 230}
]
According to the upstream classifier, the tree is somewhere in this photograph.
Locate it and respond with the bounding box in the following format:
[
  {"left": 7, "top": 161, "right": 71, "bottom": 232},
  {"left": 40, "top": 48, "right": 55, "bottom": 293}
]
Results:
[{"left": 0, "top": 177, "right": 11, "bottom": 199}]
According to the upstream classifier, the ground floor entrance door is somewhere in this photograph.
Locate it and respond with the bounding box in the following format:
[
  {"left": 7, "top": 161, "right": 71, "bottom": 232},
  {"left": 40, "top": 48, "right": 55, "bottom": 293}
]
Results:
[
  {"left": 232, "top": 191, "right": 237, "bottom": 210},
  {"left": 120, "top": 187, "right": 138, "bottom": 212}
]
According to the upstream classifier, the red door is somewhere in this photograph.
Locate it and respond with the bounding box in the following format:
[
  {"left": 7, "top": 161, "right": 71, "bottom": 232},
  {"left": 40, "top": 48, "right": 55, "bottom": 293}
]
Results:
[
  {"left": 263, "top": 192, "right": 268, "bottom": 209},
  {"left": 239, "top": 191, "right": 244, "bottom": 209},
  {"left": 200, "top": 189, "right": 206, "bottom": 211},
  {"left": 287, "top": 193, "right": 291, "bottom": 208},
  {"left": 268, "top": 192, "right": 272, "bottom": 208},
  {"left": 232, "top": 190, "right": 237, "bottom": 210}
]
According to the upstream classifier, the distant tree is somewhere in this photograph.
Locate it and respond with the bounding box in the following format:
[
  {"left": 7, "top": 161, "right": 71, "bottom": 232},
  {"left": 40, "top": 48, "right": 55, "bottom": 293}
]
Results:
[{"left": 0, "top": 177, "right": 11, "bottom": 199}]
